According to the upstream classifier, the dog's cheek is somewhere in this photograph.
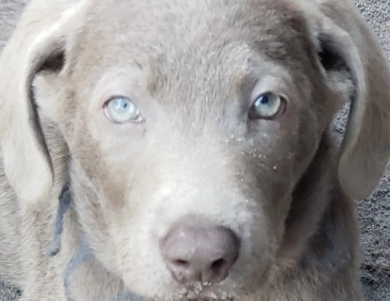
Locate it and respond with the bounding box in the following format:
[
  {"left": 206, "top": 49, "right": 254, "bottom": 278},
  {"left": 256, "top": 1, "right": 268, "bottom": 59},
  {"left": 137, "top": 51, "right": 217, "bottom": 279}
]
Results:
[
  {"left": 245, "top": 110, "right": 312, "bottom": 253},
  {"left": 293, "top": 107, "right": 322, "bottom": 179},
  {"left": 104, "top": 182, "right": 178, "bottom": 297}
]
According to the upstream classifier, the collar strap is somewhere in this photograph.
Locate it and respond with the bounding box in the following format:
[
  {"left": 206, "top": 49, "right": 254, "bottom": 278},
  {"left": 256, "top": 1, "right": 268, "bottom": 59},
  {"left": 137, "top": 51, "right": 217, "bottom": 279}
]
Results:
[
  {"left": 49, "top": 184, "right": 72, "bottom": 257},
  {"left": 48, "top": 184, "right": 141, "bottom": 301}
]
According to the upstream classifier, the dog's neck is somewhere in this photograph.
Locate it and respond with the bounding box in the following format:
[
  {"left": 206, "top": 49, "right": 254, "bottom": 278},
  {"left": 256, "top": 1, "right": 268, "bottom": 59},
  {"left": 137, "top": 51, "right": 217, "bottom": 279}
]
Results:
[{"left": 49, "top": 185, "right": 140, "bottom": 301}]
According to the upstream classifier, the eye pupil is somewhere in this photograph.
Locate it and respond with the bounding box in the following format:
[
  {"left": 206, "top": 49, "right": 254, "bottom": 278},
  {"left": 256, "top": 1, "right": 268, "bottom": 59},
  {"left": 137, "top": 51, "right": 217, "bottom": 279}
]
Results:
[
  {"left": 116, "top": 98, "right": 128, "bottom": 109},
  {"left": 259, "top": 95, "right": 269, "bottom": 104}
]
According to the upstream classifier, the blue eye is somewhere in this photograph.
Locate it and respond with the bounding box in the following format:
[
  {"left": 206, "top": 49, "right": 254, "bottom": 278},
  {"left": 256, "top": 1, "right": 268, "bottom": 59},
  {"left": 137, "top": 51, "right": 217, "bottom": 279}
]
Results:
[
  {"left": 249, "top": 92, "right": 286, "bottom": 120},
  {"left": 104, "top": 96, "right": 143, "bottom": 124}
]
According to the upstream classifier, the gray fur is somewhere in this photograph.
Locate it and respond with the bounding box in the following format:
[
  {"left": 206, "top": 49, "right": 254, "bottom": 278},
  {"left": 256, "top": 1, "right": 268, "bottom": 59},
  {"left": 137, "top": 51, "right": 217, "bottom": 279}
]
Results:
[{"left": 0, "top": 0, "right": 390, "bottom": 300}]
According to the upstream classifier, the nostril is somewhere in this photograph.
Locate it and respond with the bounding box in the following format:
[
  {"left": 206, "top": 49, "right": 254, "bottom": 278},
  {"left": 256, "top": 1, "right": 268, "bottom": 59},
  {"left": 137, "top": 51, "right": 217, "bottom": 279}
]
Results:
[
  {"left": 233, "top": 253, "right": 239, "bottom": 263},
  {"left": 210, "top": 258, "right": 226, "bottom": 274},
  {"left": 174, "top": 259, "right": 190, "bottom": 268}
]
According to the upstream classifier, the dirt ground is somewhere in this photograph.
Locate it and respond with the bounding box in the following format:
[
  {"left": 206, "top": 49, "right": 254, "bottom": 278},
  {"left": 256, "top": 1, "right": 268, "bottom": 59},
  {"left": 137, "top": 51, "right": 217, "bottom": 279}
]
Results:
[
  {"left": 0, "top": 0, "right": 389, "bottom": 300},
  {"left": 348, "top": 1, "right": 390, "bottom": 300}
]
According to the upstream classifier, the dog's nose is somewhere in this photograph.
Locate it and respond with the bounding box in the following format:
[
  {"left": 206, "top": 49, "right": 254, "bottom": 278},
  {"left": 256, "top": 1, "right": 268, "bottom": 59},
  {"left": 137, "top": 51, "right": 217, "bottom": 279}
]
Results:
[{"left": 160, "top": 218, "right": 240, "bottom": 284}]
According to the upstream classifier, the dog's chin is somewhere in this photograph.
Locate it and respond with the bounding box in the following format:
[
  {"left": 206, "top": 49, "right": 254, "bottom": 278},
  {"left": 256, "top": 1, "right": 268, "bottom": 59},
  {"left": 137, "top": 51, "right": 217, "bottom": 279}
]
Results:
[
  {"left": 151, "top": 283, "right": 238, "bottom": 301},
  {"left": 171, "top": 283, "right": 237, "bottom": 301},
  {"left": 126, "top": 270, "right": 272, "bottom": 301},
  {"left": 123, "top": 275, "right": 242, "bottom": 301},
  {"left": 122, "top": 256, "right": 274, "bottom": 301}
]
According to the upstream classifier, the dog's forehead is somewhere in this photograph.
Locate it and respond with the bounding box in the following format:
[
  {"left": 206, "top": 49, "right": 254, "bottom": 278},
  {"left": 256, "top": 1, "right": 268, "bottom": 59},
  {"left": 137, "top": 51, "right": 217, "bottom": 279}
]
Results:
[
  {"left": 80, "top": 0, "right": 312, "bottom": 62},
  {"left": 72, "top": 0, "right": 315, "bottom": 104}
]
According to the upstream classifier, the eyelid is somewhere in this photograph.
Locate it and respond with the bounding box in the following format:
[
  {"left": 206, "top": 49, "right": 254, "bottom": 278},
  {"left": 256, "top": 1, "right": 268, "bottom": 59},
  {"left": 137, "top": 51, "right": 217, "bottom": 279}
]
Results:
[
  {"left": 250, "top": 80, "right": 289, "bottom": 114},
  {"left": 103, "top": 95, "right": 132, "bottom": 107},
  {"left": 90, "top": 68, "right": 144, "bottom": 113}
]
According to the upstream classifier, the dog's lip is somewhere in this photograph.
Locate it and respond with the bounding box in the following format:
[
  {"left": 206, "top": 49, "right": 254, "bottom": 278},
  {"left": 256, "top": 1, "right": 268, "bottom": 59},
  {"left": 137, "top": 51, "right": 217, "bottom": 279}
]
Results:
[
  {"left": 122, "top": 275, "right": 238, "bottom": 300},
  {"left": 168, "top": 281, "right": 238, "bottom": 301}
]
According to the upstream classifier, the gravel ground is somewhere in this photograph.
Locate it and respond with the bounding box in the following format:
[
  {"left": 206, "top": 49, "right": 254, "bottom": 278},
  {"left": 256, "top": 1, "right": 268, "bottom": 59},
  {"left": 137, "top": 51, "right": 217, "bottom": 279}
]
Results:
[
  {"left": 0, "top": 0, "right": 389, "bottom": 300},
  {"left": 351, "top": 1, "right": 390, "bottom": 300}
]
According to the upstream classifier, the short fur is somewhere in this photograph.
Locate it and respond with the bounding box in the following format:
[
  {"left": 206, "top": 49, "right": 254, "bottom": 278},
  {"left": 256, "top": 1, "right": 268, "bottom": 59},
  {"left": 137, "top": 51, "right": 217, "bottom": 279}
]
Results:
[{"left": 0, "top": 0, "right": 390, "bottom": 300}]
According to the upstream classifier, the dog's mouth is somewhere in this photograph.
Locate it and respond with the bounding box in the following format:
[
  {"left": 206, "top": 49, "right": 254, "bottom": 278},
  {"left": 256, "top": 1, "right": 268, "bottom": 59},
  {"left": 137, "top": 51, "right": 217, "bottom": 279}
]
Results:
[
  {"left": 143, "top": 270, "right": 271, "bottom": 301},
  {"left": 166, "top": 282, "right": 237, "bottom": 301},
  {"left": 123, "top": 253, "right": 276, "bottom": 301}
]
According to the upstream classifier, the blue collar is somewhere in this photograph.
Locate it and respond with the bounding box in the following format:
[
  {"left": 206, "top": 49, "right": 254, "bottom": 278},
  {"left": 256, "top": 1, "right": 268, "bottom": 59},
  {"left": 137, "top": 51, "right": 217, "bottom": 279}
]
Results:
[{"left": 49, "top": 185, "right": 140, "bottom": 301}]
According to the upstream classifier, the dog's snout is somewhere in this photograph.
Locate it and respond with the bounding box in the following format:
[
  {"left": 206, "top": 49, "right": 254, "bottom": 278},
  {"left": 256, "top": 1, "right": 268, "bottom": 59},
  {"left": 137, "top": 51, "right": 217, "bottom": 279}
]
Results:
[{"left": 160, "top": 218, "right": 240, "bottom": 284}]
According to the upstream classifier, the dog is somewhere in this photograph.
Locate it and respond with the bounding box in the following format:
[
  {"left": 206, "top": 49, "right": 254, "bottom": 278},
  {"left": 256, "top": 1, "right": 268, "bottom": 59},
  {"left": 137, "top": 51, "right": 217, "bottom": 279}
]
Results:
[{"left": 0, "top": 0, "right": 390, "bottom": 300}]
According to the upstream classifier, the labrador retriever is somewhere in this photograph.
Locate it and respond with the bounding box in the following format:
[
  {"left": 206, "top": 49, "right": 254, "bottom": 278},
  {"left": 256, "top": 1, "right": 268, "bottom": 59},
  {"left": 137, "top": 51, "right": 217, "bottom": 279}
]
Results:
[{"left": 0, "top": 0, "right": 390, "bottom": 300}]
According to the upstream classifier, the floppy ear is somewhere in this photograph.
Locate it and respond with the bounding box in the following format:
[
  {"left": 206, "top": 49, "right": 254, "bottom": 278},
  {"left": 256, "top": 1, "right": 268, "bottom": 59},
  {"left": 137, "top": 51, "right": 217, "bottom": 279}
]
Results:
[
  {"left": 0, "top": 0, "right": 89, "bottom": 206},
  {"left": 315, "top": 14, "right": 390, "bottom": 200}
]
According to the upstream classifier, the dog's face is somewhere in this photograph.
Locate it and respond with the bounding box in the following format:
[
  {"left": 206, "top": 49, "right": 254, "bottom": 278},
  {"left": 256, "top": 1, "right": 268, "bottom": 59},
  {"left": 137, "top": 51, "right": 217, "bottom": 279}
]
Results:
[
  {"left": 36, "top": 1, "right": 341, "bottom": 298},
  {"left": 2, "top": 0, "right": 390, "bottom": 300}
]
